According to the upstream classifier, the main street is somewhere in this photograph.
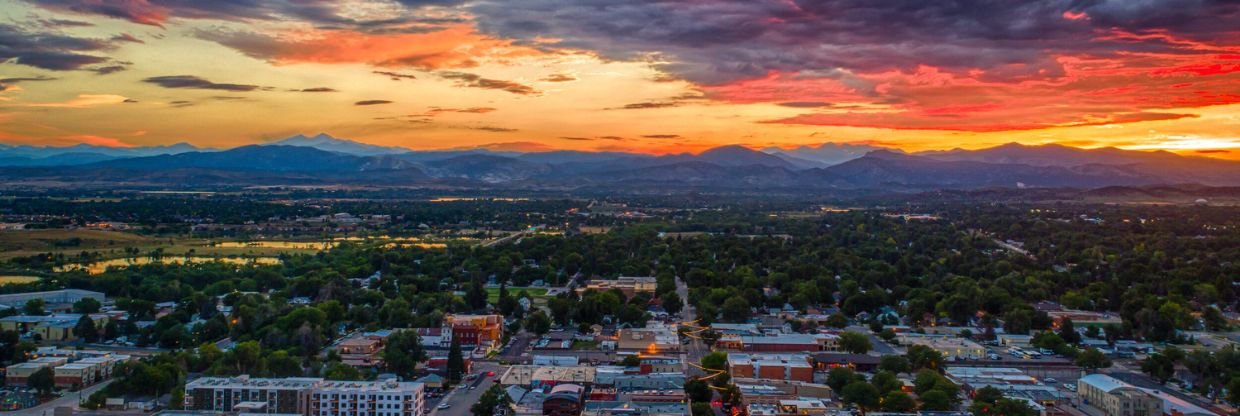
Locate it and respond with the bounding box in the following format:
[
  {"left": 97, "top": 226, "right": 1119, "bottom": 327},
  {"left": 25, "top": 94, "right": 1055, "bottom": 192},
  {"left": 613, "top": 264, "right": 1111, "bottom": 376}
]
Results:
[
  {"left": 676, "top": 274, "right": 708, "bottom": 378},
  {"left": 428, "top": 361, "right": 501, "bottom": 416}
]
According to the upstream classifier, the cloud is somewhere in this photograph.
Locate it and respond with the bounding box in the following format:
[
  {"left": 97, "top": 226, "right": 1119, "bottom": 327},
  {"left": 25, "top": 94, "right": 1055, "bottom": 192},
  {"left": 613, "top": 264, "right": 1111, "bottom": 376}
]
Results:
[
  {"left": 614, "top": 101, "right": 678, "bottom": 110},
  {"left": 541, "top": 73, "right": 577, "bottom": 82},
  {"left": 438, "top": 72, "right": 540, "bottom": 95},
  {"left": 355, "top": 100, "right": 393, "bottom": 105},
  {"left": 299, "top": 87, "right": 338, "bottom": 92},
  {"left": 473, "top": 126, "right": 518, "bottom": 132},
  {"left": 767, "top": 110, "right": 1199, "bottom": 132},
  {"left": 26, "top": 94, "right": 129, "bottom": 108},
  {"left": 59, "top": 134, "right": 131, "bottom": 147},
  {"left": 425, "top": 107, "right": 497, "bottom": 115},
  {"left": 0, "top": 23, "right": 110, "bottom": 70},
  {"left": 195, "top": 25, "right": 540, "bottom": 70},
  {"left": 143, "top": 75, "right": 260, "bottom": 91},
  {"left": 0, "top": 76, "right": 57, "bottom": 84},
  {"left": 559, "top": 136, "right": 593, "bottom": 141},
  {"left": 777, "top": 101, "right": 832, "bottom": 108},
  {"left": 36, "top": 18, "right": 93, "bottom": 28},
  {"left": 560, "top": 135, "right": 625, "bottom": 141},
  {"left": 472, "top": 141, "right": 552, "bottom": 152},
  {"left": 1195, "top": 149, "right": 1230, "bottom": 154},
  {"left": 641, "top": 134, "right": 682, "bottom": 139},
  {"left": 374, "top": 71, "right": 417, "bottom": 80},
  {"left": 93, "top": 65, "right": 128, "bottom": 75},
  {"left": 168, "top": 100, "right": 193, "bottom": 108},
  {"left": 110, "top": 33, "right": 143, "bottom": 43}
]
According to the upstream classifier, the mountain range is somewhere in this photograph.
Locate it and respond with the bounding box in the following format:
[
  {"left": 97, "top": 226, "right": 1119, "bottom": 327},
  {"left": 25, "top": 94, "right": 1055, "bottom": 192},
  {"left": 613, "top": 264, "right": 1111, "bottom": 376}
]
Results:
[{"left": 2, "top": 134, "right": 1237, "bottom": 190}]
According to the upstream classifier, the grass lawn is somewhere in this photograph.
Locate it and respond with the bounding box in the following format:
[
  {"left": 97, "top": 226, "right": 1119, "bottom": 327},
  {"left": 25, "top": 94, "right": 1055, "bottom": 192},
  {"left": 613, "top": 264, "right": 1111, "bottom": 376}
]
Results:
[{"left": 486, "top": 287, "right": 549, "bottom": 303}]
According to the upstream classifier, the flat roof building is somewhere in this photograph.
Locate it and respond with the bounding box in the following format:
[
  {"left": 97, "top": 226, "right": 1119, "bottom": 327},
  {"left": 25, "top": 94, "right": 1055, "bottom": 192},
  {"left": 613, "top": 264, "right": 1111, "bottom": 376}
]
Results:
[
  {"left": 185, "top": 376, "right": 323, "bottom": 415},
  {"left": 310, "top": 380, "right": 425, "bottom": 416},
  {"left": 1078, "top": 374, "right": 1161, "bottom": 416}
]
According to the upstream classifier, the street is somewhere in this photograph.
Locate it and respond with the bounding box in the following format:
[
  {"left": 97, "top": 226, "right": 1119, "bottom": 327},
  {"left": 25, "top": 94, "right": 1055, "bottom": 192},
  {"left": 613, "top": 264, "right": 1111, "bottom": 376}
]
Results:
[
  {"left": 676, "top": 274, "right": 708, "bottom": 378},
  {"left": 8, "top": 380, "right": 113, "bottom": 416},
  {"left": 429, "top": 361, "right": 501, "bottom": 416}
]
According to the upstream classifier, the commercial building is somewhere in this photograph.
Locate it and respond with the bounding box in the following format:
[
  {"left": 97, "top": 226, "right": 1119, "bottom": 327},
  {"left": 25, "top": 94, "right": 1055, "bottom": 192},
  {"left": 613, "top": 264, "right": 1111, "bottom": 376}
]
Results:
[
  {"left": 4, "top": 362, "right": 50, "bottom": 386},
  {"left": 309, "top": 380, "right": 425, "bottom": 416},
  {"left": 717, "top": 333, "right": 838, "bottom": 352},
  {"left": 748, "top": 399, "right": 831, "bottom": 416},
  {"left": 543, "top": 384, "right": 586, "bottom": 416},
  {"left": 811, "top": 353, "right": 881, "bottom": 372},
  {"left": 1078, "top": 374, "right": 1162, "bottom": 416},
  {"left": 728, "top": 353, "right": 814, "bottom": 383},
  {"left": 579, "top": 277, "right": 657, "bottom": 298},
  {"left": 897, "top": 335, "right": 986, "bottom": 360},
  {"left": 184, "top": 376, "right": 323, "bottom": 414},
  {"left": 582, "top": 400, "right": 689, "bottom": 416},
  {"left": 500, "top": 366, "right": 597, "bottom": 389},
  {"left": 0, "top": 313, "right": 110, "bottom": 342},
  {"left": 0, "top": 289, "right": 105, "bottom": 310},
  {"left": 615, "top": 322, "right": 680, "bottom": 354},
  {"left": 444, "top": 314, "right": 503, "bottom": 354}
]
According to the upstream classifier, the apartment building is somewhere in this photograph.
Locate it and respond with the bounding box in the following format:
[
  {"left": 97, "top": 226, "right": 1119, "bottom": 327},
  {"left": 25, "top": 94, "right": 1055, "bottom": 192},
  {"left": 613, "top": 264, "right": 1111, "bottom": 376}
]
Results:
[{"left": 309, "top": 380, "right": 425, "bottom": 416}]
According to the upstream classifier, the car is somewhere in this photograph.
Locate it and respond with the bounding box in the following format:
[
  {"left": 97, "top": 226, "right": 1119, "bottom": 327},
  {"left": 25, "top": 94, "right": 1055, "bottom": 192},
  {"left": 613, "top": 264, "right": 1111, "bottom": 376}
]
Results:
[
  {"left": 469, "top": 386, "right": 477, "bottom": 390},
  {"left": 437, "top": 403, "right": 451, "bottom": 409},
  {"left": 1044, "top": 377, "right": 1058, "bottom": 384},
  {"left": 486, "top": 371, "right": 496, "bottom": 377}
]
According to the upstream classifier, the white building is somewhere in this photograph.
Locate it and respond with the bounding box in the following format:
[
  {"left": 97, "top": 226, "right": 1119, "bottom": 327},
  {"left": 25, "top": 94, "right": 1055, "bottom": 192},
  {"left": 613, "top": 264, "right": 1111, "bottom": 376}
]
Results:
[{"left": 310, "top": 380, "right": 425, "bottom": 416}]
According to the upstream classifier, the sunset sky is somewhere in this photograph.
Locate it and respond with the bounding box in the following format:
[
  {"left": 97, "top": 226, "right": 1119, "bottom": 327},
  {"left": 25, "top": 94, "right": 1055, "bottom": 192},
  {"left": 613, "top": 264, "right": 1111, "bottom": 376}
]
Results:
[{"left": 1, "top": 0, "right": 1238, "bottom": 157}]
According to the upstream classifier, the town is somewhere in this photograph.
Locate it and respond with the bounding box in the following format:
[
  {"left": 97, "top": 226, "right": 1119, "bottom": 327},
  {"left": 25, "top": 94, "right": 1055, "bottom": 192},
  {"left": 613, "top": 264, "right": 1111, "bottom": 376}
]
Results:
[{"left": 0, "top": 192, "right": 1235, "bottom": 416}]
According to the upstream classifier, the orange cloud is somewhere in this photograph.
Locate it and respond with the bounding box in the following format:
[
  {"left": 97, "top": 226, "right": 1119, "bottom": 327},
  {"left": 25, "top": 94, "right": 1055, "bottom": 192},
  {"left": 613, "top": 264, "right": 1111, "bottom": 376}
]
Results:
[{"left": 203, "top": 24, "right": 543, "bottom": 69}]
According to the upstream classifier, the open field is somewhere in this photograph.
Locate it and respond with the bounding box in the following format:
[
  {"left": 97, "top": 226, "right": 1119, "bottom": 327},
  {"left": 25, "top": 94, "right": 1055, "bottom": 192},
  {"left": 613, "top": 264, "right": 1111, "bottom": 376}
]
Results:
[
  {"left": 486, "top": 287, "right": 549, "bottom": 303},
  {"left": 0, "top": 229, "right": 335, "bottom": 260}
]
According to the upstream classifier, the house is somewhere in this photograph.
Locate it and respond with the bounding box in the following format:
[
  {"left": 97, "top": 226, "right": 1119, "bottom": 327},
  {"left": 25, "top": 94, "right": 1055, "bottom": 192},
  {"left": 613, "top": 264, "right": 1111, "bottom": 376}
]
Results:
[{"left": 414, "top": 326, "right": 453, "bottom": 349}]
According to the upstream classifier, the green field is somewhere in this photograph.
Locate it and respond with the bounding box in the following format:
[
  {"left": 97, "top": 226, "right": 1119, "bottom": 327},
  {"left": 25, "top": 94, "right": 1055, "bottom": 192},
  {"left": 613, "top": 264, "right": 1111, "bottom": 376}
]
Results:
[{"left": 486, "top": 287, "right": 549, "bottom": 303}]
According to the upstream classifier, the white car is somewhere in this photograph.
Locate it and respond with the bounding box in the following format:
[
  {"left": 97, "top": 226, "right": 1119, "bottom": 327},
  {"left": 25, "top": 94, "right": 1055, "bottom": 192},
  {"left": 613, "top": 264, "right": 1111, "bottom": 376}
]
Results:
[{"left": 437, "top": 403, "right": 451, "bottom": 409}]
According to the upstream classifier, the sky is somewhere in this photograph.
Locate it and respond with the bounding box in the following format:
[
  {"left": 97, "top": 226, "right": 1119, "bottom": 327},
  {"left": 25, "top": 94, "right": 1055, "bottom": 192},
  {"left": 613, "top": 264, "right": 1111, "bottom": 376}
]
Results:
[{"left": 1, "top": 0, "right": 1238, "bottom": 158}]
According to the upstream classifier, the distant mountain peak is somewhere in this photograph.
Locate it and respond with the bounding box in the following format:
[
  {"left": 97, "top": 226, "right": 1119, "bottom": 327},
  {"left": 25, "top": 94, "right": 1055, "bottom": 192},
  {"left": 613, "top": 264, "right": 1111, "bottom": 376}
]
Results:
[{"left": 267, "top": 133, "right": 409, "bottom": 156}]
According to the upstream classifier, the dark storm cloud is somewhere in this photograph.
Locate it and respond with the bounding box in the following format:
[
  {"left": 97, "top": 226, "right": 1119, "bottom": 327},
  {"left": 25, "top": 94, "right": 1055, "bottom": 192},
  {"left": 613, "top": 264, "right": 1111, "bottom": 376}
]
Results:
[
  {"left": 143, "top": 75, "right": 261, "bottom": 91},
  {"left": 0, "top": 23, "right": 110, "bottom": 70},
  {"left": 355, "top": 100, "right": 394, "bottom": 105},
  {"left": 463, "top": 0, "right": 1240, "bottom": 84},
  {"left": 438, "top": 72, "right": 540, "bottom": 95}
]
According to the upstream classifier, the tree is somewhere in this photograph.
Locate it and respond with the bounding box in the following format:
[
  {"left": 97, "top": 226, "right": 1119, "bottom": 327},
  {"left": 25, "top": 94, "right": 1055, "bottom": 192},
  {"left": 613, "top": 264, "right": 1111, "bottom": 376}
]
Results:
[
  {"left": 23, "top": 299, "right": 45, "bottom": 316},
  {"left": 73, "top": 298, "right": 102, "bottom": 314},
  {"left": 471, "top": 385, "right": 511, "bottom": 416},
  {"left": 1075, "top": 348, "right": 1112, "bottom": 371},
  {"left": 29, "top": 367, "right": 54, "bottom": 396},
  {"left": 721, "top": 297, "right": 750, "bottom": 323},
  {"left": 871, "top": 371, "right": 903, "bottom": 395},
  {"left": 880, "top": 355, "right": 910, "bottom": 374},
  {"left": 662, "top": 292, "right": 683, "bottom": 315},
  {"left": 691, "top": 402, "right": 714, "bottom": 416},
  {"left": 882, "top": 391, "right": 917, "bottom": 412},
  {"left": 842, "top": 381, "right": 881, "bottom": 410},
  {"left": 919, "top": 390, "right": 953, "bottom": 411},
  {"left": 525, "top": 310, "right": 552, "bottom": 335},
  {"left": 907, "top": 345, "right": 945, "bottom": 371},
  {"left": 970, "top": 386, "right": 1036, "bottom": 416},
  {"left": 446, "top": 339, "right": 465, "bottom": 384},
  {"left": 827, "top": 367, "right": 859, "bottom": 392},
  {"left": 1141, "top": 352, "right": 1177, "bottom": 384},
  {"left": 1227, "top": 377, "right": 1240, "bottom": 407},
  {"left": 75, "top": 316, "right": 99, "bottom": 342},
  {"left": 685, "top": 378, "right": 712, "bottom": 403},
  {"left": 839, "top": 331, "right": 873, "bottom": 354},
  {"left": 621, "top": 355, "right": 641, "bottom": 367},
  {"left": 1058, "top": 318, "right": 1081, "bottom": 344},
  {"left": 383, "top": 331, "right": 426, "bottom": 379},
  {"left": 701, "top": 351, "right": 728, "bottom": 371},
  {"left": 324, "top": 362, "right": 363, "bottom": 380},
  {"left": 826, "top": 313, "right": 849, "bottom": 328}
]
